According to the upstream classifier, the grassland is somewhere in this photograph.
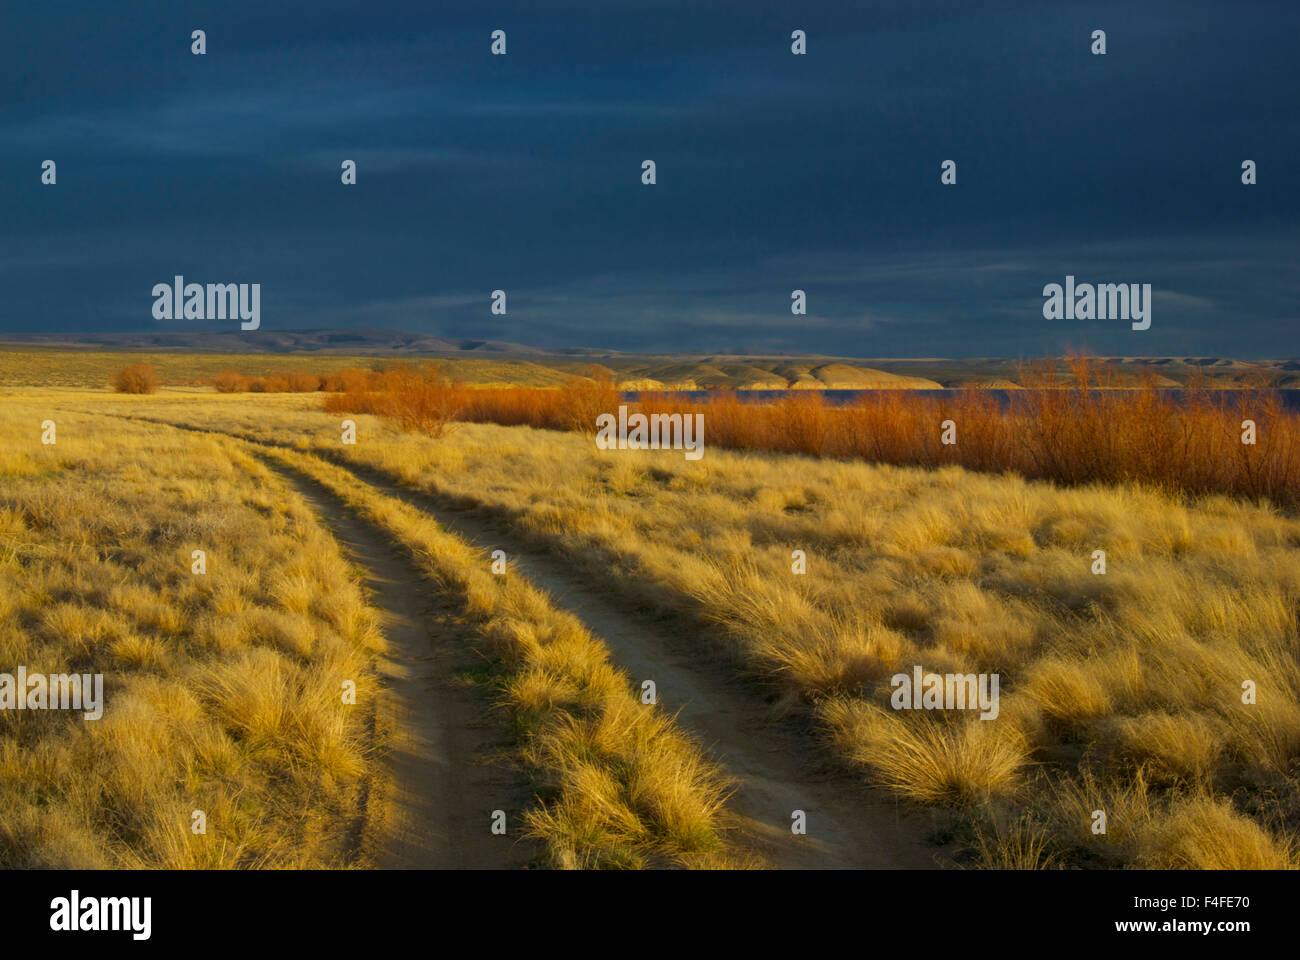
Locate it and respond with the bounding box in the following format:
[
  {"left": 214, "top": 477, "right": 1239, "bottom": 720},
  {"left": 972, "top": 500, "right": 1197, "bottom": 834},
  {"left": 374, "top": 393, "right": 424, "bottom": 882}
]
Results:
[
  {"left": 0, "top": 390, "right": 736, "bottom": 869},
  {"left": 0, "top": 346, "right": 581, "bottom": 390},
  {"left": 7, "top": 357, "right": 1300, "bottom": 869},
  {"left": 0, "top": 398, "right": 384, "bottom": 867},
  {"left": 58, "top": 386, "right": 1300, "bottom": 870}
]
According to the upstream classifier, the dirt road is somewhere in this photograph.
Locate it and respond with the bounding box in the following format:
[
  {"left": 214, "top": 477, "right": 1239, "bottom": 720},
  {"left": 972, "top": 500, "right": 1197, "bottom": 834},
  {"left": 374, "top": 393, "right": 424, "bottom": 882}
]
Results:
[
  {"left": 321, "top": 460, "right": 945, "bottom": 869},
  {"left": 263, "top": 456, "right": 539, "bottom": 869},
  {"left": 111, "top": 413, "right": 945, "bottom": 868}
]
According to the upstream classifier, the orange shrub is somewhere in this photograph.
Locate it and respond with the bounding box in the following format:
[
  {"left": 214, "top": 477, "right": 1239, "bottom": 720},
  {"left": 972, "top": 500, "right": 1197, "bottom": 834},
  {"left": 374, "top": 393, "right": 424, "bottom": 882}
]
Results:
[
  {"left": 322, "top": 367, "right": 376, "bottom": 393},
  {"left": 435, "top": 358, "right": 1300, "bottom": 508},
  {"left": 112, "top": 362, "right": 160, "bottom": 394},
  {"left": 284, "top": 370, "right": 322, "bottom": 392},
  {"left": 211, "top": 369, "right": 248, "bottom": 393},
  {"left": 324, "top": 362, "right": 463, "bottom": 437}
]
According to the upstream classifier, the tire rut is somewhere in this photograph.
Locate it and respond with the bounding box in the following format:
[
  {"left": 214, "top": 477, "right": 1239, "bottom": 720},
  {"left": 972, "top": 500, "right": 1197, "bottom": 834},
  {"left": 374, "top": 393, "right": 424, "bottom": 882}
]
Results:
[
  {"left": 258, "top": 451, "right": 540, "bottom": 869},
  {"left": 112, "top": 414, "right": 946, "bottom": 869},
  {"left": 344, "top": 464, "right": 945, "bottom": 869}
]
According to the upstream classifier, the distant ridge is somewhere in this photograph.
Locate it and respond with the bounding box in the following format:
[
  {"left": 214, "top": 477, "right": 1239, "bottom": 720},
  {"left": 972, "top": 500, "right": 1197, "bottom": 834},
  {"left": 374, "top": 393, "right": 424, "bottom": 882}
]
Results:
[
  {"left": 0, "top": 329, "right": 1295, "bottom": 390},
  {"left": 0, "top": 329, "right": 613, "bottom": 357}
]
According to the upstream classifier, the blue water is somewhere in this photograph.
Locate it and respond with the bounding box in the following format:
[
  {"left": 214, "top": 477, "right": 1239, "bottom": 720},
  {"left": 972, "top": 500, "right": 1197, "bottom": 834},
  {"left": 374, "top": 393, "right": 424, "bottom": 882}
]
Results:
[{"left": 623, "top": 388, "right": 1300, "bottom": 411}]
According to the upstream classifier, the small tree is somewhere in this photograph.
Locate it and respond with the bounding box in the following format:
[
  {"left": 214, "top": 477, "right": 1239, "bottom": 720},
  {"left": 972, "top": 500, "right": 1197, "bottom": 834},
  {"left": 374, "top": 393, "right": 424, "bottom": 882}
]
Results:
[{"left": 112, "top": 362, "right": 160, "bottom": 394}]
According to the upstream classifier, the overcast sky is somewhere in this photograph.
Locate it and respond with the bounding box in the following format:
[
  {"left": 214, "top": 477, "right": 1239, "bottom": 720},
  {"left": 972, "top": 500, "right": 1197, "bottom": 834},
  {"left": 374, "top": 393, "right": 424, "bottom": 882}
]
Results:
[{"left": 0, "top": 0, "right": 1296, "bottom": 357}]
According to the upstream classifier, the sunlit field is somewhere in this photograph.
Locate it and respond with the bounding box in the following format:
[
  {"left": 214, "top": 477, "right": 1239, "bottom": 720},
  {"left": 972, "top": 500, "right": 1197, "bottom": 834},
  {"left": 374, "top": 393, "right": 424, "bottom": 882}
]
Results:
[
  {"left": 21, "top": 376, "right": 1298, "bottom": 871},
  {"left": 0, "top": 400, "right": 384, "bottom": 866},
  {"left": 0, "top": 391, "right": 737, "bottom": 869}
]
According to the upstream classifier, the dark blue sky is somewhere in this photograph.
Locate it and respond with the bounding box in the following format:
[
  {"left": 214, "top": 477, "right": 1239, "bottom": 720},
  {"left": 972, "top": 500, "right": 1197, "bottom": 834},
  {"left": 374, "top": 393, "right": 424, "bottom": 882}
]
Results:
[{"left": 1, "top": 0, "right": 1296, "bottom": 357}]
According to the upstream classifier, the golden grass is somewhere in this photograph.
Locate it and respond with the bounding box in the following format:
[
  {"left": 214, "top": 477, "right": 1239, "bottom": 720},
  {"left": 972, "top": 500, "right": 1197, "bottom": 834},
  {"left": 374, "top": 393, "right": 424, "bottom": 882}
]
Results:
[
  {"left": 1137, "top": 795, "right": 1298, "bottom": 869},
  {"left": 32, "top": 387, "right": 1300, "bottom": 869},
  {"left": 0, "top": 399, "right": 383, "bottom": 867},
  {"left": 971, "top": 813, "right": 1062, "bottom": 870},
  {"left": 246, "top": 443, "right": 739, "bottom": 868},
  {"left": 821, "top": 701, "right": 1028, "bottom": 806},
  {"left": 1, "top": 392, "right": 739, "bottom": 869}
]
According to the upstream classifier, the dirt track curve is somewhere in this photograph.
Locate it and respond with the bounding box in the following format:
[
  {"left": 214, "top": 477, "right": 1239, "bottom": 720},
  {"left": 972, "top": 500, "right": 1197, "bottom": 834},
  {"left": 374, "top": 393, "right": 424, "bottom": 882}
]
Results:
[{"left": 113, "top": 413, "right": 945, "bottom": 869}]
